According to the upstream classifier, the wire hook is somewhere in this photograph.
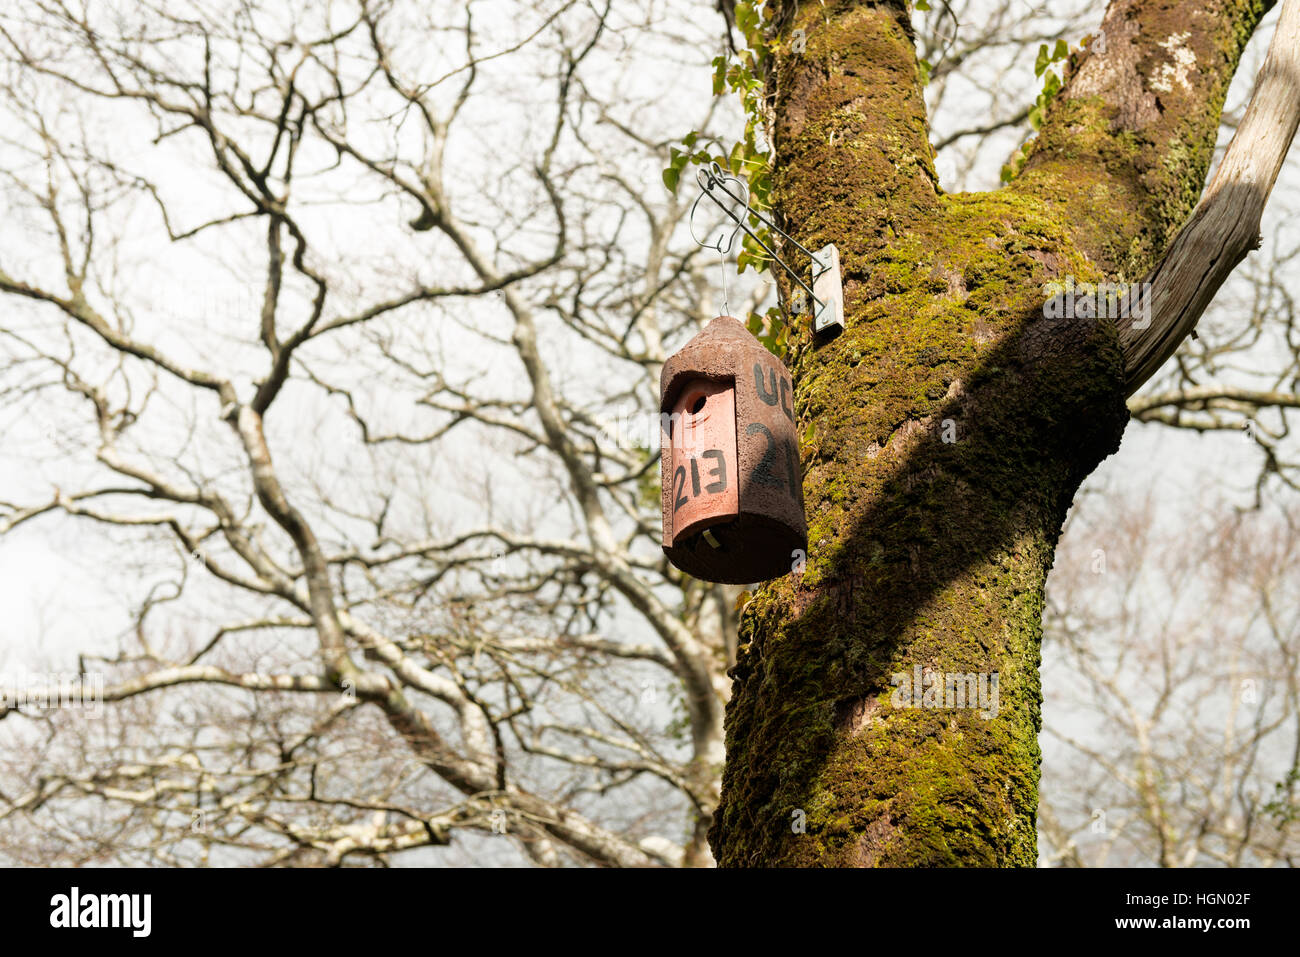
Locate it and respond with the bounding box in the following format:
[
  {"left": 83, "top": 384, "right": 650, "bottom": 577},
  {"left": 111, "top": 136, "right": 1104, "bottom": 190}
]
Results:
[
  {"left": 687, "top": 162, "right": 843, "bottom": 333},
  {"left": 688, "top": 162, "right": 748, "bottom": 256}
]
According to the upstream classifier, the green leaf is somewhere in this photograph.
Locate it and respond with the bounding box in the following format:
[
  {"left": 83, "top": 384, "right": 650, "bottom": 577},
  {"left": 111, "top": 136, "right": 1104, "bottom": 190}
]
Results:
[
  {"left": 1034, "top": 43, "right": 1049, "bottom": 77},
  {"left": 662, "top": 166, "right": 680, "bottom": 193},
  {"left": 918, "top": 57, "right": 932, "bottom": 86},
  {"left": 1053, "top": 39, "right": 1069, "bottom": 61},
  {"left": 737, "top": 228, "right": 771, "bottom": 276},
  {"left": 729, "top": 140, "right": 745, "bottom": 174},
  {"left": 735, "top": 1, "right": 756, "bottom": 37},
  {"left": 758, "top": 314, "right": 786, "bottom": 357},
  {"left": 915, "top": 0, "right": 931, "bottom": 9}
]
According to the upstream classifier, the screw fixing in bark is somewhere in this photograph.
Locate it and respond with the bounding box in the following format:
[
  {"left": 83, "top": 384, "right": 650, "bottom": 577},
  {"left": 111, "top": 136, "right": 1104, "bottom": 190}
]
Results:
[{"left": 660, "top": 316, "right": 807, "bottom": 583}]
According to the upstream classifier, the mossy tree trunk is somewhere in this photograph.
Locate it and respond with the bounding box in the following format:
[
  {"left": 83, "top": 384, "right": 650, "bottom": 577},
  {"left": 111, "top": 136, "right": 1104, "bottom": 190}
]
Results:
[{"left": 709, "top": 0, "right": 1276, "bottom": 866}]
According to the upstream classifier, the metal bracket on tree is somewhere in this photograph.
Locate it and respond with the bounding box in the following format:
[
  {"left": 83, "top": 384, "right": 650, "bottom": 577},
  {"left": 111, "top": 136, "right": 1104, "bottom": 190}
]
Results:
[{"left": 690, "top": 162, "right": 844, "bottom": 334}]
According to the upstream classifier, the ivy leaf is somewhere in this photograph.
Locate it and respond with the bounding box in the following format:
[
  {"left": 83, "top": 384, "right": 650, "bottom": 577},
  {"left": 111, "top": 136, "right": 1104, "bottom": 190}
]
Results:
[
  {"left": 1035, "top": 39, "right": 1069, "bottom": 78},
  {"left": 735, "top": 1, "right": 757, "bottom": 37},
  {"left": 662, "top": 165, "right": 680, "bottom": 193},
  {"left": 1034, "top": 43, "right": 1049, "bottom": 77},
  {"left": 738, "top": 229, "right": 772, "bottom": 275},
  {"left": 1001, "top": 147, "right": 1026, "bottom": 183},
  {"left": 729, "top": 140, "right": 745, "bottom": 174},
  {"left": 733, "top": 589, "right": 752, "bottom": 613},
  {"left": 758, "top": 314, "right": 786, "bottom": 357}
]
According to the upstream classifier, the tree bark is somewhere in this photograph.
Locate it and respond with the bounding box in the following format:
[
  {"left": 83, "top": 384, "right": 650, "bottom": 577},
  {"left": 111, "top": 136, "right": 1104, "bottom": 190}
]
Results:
[{"left": 710, "top": 0, "right": 1278, "bottom": 866}]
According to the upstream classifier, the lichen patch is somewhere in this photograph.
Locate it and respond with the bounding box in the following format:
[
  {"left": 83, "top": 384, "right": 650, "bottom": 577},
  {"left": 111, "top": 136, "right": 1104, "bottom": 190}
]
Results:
[{"left": 1151, "top": 32, "right": 1197, "bottom": 93}]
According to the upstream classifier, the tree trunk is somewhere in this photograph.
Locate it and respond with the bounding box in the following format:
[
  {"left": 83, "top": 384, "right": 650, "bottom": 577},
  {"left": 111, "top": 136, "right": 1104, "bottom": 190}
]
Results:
[{"left": 710, "top": 0, "right": 1276, "bottom": 866}]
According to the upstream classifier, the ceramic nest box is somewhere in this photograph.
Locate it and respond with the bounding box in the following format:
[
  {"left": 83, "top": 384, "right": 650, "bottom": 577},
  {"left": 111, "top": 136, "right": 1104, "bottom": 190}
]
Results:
[{"left": 660, "top": 316, "right": 808, "bottom": 583}]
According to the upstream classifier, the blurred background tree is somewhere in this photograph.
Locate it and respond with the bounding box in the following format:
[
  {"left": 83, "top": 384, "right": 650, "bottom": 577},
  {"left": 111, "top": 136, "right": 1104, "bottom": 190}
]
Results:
[{"left": 0, "top": 0, "right": 1294, "bottom": 866}]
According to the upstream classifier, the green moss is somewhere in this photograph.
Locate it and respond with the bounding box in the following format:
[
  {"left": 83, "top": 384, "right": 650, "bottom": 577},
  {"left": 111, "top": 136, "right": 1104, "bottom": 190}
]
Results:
[
  {"left": 713, "top": 165, "right": 1129, "bottom": 864},
  {"left": 1013, "top": 0, "right": 1274, "bottom": 274}
]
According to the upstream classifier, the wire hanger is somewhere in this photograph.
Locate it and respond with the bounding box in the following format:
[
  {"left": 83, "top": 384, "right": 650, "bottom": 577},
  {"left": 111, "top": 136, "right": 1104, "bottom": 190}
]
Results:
[{"left": 688, "top": 161, "right": 843, "bottom": 333}]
